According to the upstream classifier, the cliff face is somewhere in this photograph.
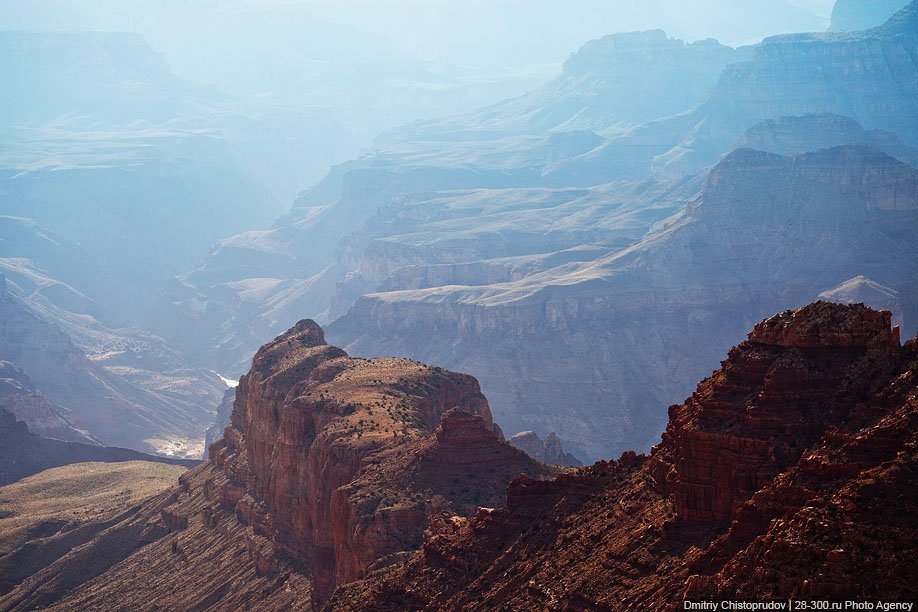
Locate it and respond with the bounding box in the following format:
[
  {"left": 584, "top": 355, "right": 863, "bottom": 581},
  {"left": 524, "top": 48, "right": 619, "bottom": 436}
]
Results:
[
  {"left": 330, "top": 144, "right": 918, "bottom": 461},
  {"left": 329, "top": 302, "right": 917, "bottom": 609},
  {"left": 0, "top": 320, "right": 554, "bottom": 608},
  {"left": 209, "top": 319, "right": 551, "bottom": 601}
]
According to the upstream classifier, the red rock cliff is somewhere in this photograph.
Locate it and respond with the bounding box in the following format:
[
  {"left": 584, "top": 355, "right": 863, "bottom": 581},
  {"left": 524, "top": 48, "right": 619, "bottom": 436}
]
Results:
[
  {"left": 329, "top": 301, "right": 916, "bottom": 609},
  {"left": 208, "top": 319, "right": 551, "bottom": 602}
]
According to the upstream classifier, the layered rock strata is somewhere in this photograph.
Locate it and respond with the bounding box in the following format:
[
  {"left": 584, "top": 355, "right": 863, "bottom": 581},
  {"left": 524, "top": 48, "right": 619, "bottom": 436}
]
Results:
[
  {"left": 508, "top": 430, "right": 583, "bottom": 466},
  {"left": 329, "top": 302, "right": 917, "bottom": 609},
  {"left": 0, "top": 320, "right": 554, "bottom": 608}
]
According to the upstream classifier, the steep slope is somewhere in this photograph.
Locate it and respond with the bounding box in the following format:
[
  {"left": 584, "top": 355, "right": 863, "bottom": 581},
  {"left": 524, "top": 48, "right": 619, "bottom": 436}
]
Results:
[
  {"left": 0, "top": 361, "right": 95, "bottom": 444},
  {"left": 328, "top": 302, "right": 917, "bottom": 609},
  {"left": 0, "top": 273, "right": 217, "bottom": 455},
  {"left": 0, "top": 460, "right": 188, "bottom": 594},
  {"left": 0, "top": 406, "right": 196, "bottom": 487},
  {"left": 0, "top": 320, "right": 555, "bottom": 609},
  {"left": 330, "top": 144, "right": 918, "bottom": 461}
]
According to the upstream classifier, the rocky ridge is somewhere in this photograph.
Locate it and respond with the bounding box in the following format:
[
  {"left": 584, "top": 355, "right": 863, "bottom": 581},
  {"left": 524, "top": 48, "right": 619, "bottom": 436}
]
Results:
[
  {"left": 508, "top": 430, "right": 583, "bottom": 467},
  {"left": 329, "top": 301, "right": 917, "bottom": 609},
  {"left": 0, "top": 320, "right": 554, "bottom": 609},
  {"left": 330, "top": 143, "right": 918, "bottom": 460}
]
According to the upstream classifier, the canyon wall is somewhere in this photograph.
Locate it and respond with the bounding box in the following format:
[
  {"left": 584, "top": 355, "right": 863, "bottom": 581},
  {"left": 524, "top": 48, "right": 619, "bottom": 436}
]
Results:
[{"left": 329, "top": 301, "right": 917, "bottom": 609}]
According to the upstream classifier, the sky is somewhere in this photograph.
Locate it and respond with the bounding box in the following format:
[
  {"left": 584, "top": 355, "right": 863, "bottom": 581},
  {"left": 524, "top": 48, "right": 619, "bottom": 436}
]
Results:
[
  {"left": 0, "top": 0, "right": 840, "bottom": 127},
  {"left": 0, "top": 0, "right": 835, "bottom": 72}
]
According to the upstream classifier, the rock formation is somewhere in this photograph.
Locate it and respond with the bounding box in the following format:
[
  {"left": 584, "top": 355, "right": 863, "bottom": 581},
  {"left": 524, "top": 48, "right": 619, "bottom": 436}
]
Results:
[
  {"left": 0, "top": 272, "right": 217, "bottom": 455},
  {"left": 328, "top": 302, "right": 917, "bottom": 609},
  {"left": 0, "top": 320, "right": 554, "bottom": 608},
  {"left": 0, "top": 361, "right": 96, "bottom": 444},
  {"left": 329, "top": 143, "right": 918, "bottom": 461},
  {"left": 508, "top": 430, "right": 583, "bottom": 467}
]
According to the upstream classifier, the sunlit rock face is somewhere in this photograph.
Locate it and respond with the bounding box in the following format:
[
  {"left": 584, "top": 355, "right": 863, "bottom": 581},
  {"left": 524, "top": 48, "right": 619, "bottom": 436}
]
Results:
[
  {"left": 330, "top": 143, "right": 918, "bottom": 461},
  {"left": 209, "top": 319, "right": 552, "bottom": 602},
  {"left": 0, "top": 320, "right": 555, "bottom": 609},
  {"left": 328, "top": 302, "right": 917, "bottom": 610}
]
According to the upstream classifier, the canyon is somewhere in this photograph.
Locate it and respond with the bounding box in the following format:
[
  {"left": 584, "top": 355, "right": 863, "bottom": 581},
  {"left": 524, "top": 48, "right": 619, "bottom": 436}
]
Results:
[
  {"left": 3, "top": 301, "right": 913, "bottom": 610},
  {"left": 329, "top": 301, "right": 917, "bottom": 609},
  {"left": 152, "top": 4, "right": 918, "bottom": 462},
  {"left": 0, "top": 3, "right": 913, "bottom": 609},
  {"left": 329, "top": 142, "right": 918, "bottom": 460},
  {"left": 0, "top": 320, "right": 553, "bottom": 608}
]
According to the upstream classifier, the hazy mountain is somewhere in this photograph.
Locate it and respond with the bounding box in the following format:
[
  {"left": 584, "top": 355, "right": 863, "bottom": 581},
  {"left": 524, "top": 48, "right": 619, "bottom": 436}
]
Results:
[
  {"left": 0, "top": 31, "right": 365, "bottom": 322},
  {"left": 147, "top": 28, "right": 744, "bottom": 373},
  {"left": 0, "top": 271, "right": 221, "bottom": 456},
  {"left": 829, "top": 0, "right": 910, "bottom": 31},
  {"left": 563, "top": 1, "right": 918, "bottom": 180},
  {"left": 330, "top": 144, "right": 918, "bottom": 460},
  {"left": 152, "top": 7, "right": 918, "bottom": 459}
]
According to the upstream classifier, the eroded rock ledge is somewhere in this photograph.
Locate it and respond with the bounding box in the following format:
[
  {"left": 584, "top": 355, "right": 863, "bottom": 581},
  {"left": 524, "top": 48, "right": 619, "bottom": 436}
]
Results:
[
  {"left": 0, "top": 319, "right": 554, "bottom": 609},
  {"left": 329, "top": 301, "right": 916, "bottom": 609}
]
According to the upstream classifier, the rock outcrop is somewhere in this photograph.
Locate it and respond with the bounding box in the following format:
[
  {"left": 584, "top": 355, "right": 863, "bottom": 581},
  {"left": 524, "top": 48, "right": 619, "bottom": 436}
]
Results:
[
  {"left": 0, "top": 320, "right": 554, "bottom": 608},
  {"left": 208, "top": 319, "right": 552, "bottom": 601},
  {"left": 508, "top": 430, "right": 583, "bottom": 467},
  {"left": 329, "top": 302, "right": 917, "bottom": 609}
]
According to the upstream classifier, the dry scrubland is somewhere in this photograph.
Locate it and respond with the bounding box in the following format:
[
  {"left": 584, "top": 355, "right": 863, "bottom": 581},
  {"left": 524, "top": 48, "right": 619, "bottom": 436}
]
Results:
[{"left": 0, "top": 460, "right": 186, "bottom": 554}]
